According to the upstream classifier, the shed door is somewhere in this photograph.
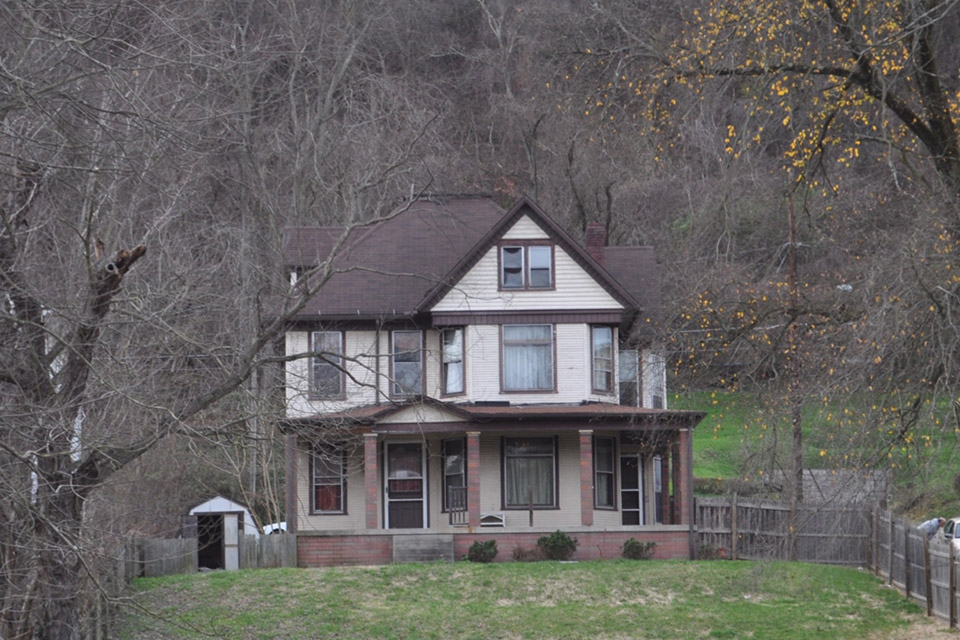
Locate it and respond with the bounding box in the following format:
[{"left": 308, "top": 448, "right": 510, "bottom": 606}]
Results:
[{"left": 385, "top": 442, "right": 426, "bottom": 529}]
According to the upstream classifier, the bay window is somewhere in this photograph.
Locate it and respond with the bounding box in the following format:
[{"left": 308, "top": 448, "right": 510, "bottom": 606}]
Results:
[
  {"left": 441, "top": 328, "right": 464, "bottom": 395},
  {"left": 391, "top": 330, "right": 423, "bottom": 396},
  {"left": 503, "top": 436, "right": 557, "bottom": 508},
  {"left": 592, "top": 326, "right": 614, "bottom": 393},
  {"left": 502, "top": 324, "right": 554, "bottom": 391}
]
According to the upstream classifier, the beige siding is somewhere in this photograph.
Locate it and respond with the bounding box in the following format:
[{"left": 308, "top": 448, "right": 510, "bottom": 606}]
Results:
[
  {"left": 475, "top": 432, "right": 583, "bottom": 531},
  {"left": 285, "top": 330, "right": 381, "bottom": 418},
  {"left": 431, "top": 219, "right": 624, "bottom": 313},
  {"left": 296, "top": 445, "right": 368, "bottom": 533},
  {"left": 502, "top": 215, "right": 549, "bottom": 239},
  {"left": 378, "top": 404, "right": 463, "bottom": 424}
]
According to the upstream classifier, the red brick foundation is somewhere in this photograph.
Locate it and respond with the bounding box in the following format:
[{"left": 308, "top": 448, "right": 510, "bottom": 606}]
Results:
[{"left": 297, "top": 529, "right": 690, "bottom": 567}]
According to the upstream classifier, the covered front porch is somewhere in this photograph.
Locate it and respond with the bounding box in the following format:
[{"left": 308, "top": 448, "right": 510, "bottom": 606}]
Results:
[{"left": 284, "top": 402, "right": 704, "bottom": 565}]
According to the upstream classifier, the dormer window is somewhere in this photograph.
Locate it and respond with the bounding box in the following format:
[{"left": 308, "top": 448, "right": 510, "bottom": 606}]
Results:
[{"left": 500, "top": 244, "right": 553, "bottom": 289}]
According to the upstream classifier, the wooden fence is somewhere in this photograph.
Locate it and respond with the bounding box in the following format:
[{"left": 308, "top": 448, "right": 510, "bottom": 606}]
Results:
[
  {"left": 696, "top": 494, "right": 871, "bottom": 565},
  {"left": 123, "top": 532, "right": 296, "bottom": 580},
  {"left": 697, "top": 496, "right": 960, "bottom": 628}
]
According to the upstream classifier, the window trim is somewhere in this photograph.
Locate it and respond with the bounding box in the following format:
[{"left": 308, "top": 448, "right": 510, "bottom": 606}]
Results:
[
  {"left": 498, "top": 242, "right": 555, "bottom": 291},
  {"left": 591, "top": 326, "right": 615, "bottom": 395},
  {"left": 440, "top": 327, "right": 465, "bottom": 397},
  {"left": 441, "top": 438, "right": 466, "bottom": 513},
  {"left": 311, "top": 445, "right": 347, "bottom": 515},
  {"left": 500, "top": 324, "right": 556, "bottom": 393},
  {"left": 500, "top": 435, "right": 559, "bottom": 510},
  {"left": 390, "top": 329, "right": 424, "bottom": 397},
  {"left": 593, "top": 436, "right": 617, "bottom": 510},
  {"left": 310, "top": 330, "right": 345, "bottom": 400}
]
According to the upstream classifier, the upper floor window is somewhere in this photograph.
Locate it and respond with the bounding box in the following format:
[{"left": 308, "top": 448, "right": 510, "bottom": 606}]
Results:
[
  {"left": 592, "top": 326, "right": 614, "bottom": 393},
  {"left": 313, "top": 445, "right": 347, "bottom": 514},
  {"left": 502, "top": 324, "right": 554, "bottom": 391},
  {"left": 311, "top": 331, "right": 344, "bottom": 399},
  {"left": 391, "top": 330, "right": 423, "bottom": 396},
  {"left": 500, "top": 244, "right": 553, "bottom": 289},
  {"left": 441, "top": 328, "right": 464, "bottom": 395}
]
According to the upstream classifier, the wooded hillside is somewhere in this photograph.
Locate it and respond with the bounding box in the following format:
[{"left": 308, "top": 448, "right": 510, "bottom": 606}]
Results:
[{"left": 1, "top": 1, "right": 958, "bottom": 636}]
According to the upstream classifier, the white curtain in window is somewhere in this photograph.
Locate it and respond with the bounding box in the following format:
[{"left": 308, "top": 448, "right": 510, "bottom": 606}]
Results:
[
  {"left": 505, "top": 457, "right": 554, "bottom": 506},
  {"left": 442, "top": 329, "right": 463, "bottom": 393},
  {"left": 503, "top": 325, "right": 552, "bottom": 390}
]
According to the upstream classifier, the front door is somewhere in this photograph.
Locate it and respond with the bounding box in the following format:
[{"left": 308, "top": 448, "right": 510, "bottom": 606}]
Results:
[{"left": 385, "top": 442, "right": 426, "bottom": 529}]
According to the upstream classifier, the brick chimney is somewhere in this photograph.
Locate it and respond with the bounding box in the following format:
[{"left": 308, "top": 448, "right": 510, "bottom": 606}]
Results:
[{"left": 585, "top": 222, "right": 606, "bottom": 266}]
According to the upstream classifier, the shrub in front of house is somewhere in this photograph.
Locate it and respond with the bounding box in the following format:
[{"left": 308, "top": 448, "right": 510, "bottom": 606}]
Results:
[
  {"left": 536, "top": 530, "right": 578, "bottom": 561},
  {"left": 621, "top": 538, "right": 656, "bottom": 560},
  {"left": 511, "top": 545, "right": 545, "bottom": 562},
  {"left": 466, "top": 539, "right": 498, "bottom": 563}
]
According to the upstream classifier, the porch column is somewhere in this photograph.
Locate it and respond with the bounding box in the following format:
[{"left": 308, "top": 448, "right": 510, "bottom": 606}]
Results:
[
  {"left": 661, "top": 451, "right": 672, "bottom": 524},
  {"left": 671, "top": 438, "right": 683, "bottom": 524},
  {"left": 285, "top": 434, "right": 298, "bottom": 534},
  {"left": 364, "top": 433, "right": 379, "bottom": 529},
  {"left": 579, "top": 430, "right": 594, "bottom": 527},
  {"left": 679, "top": 428, "right": 694, "bottom": 526},
  {"left": 467, "top": 431, "right": 481, "bottom": 530}
]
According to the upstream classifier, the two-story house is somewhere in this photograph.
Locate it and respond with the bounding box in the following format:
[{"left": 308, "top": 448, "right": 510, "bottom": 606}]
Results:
[{"left": 281, "top": 195, "right": 704, "bottom": 565}]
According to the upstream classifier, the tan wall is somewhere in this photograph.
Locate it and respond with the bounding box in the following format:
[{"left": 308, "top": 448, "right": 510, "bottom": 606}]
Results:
[{"left": 296, "top": 432, "right": 667, "bottom": 534}]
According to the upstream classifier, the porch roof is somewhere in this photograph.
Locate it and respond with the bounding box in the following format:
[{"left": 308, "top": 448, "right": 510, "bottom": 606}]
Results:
[{"left": 281, "top": 399, "right": 705, "bottom": 434}]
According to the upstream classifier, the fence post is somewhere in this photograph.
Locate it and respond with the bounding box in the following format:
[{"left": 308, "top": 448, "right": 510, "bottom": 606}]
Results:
[
  {"left": 873, "top": 507, "right": 880, "bottom": 575},
  {"left": 951, "top": 542, "right": 957, "bottom": 629},
  {"left": 865, "top": 506, "right": 873, "bottom": 570},
  {"left": 889, "top": 515, "right": 895, "bottom": 586},
  {"left": 730, "top": 492, "right": 738, "bottom": 560},
  {"left": 904, "top": 520, "right": 912, "bottom": 599},
  {"left": 924, "top": 537, "right": 933, "bottom": 616}
]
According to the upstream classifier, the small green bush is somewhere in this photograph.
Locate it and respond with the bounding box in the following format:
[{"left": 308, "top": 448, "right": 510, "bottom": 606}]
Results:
[
  {"left": 466, "top": 539, "right": 498, "bottom": 563},
  {"left": 621, "top": 538, "right": 656, "bottom": 560},
  {"left": 536, "top": 530, "right": 578, "bottom": 561}
]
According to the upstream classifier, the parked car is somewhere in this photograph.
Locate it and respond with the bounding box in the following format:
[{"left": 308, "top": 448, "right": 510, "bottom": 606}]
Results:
[
  {"left": 263, "top": 521, "right": 287, "bottom": 535},
  {"left": 936, "top": 517, "right": 960, "bottom": 549}
]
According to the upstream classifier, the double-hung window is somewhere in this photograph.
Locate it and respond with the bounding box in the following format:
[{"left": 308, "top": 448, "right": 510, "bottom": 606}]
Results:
[
  {"left": 594, "top": 436, "right": 616, "bottom": 509},
  {"left": 502, "top": 324, "right": 553, "bottom": 391},
  {"left": 592, "top": 326, "right": 614, "bottom": 393},
  {"left": 392, "top": 330, "right": 423, "bottom": 396},
  {"left": 311, "top": 331, "right": 344, "bottom": 398},
  {"left": 313, "top": 445, "right": 346, "bottom": 514},
  {"left": 442, "top": 438, "right": 466, "bottom": 512},
  {"left": 441, "top": 328, "right": 464, "bottom": 395},
  {"left": 500, "top": 245, "right": 553, "bottom": 289},
  {"left": 503, "top": 436, "right": 557, "bottom": 508}
]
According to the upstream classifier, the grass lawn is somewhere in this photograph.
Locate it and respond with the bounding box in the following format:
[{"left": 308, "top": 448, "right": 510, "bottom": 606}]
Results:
[{"left": 117, "top": 560, "right": 931, "bottom": 640}]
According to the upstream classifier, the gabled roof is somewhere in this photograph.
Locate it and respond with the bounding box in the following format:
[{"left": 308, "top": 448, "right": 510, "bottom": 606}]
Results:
[
  {"left": 283, "top": 194, "right": 660, "bottom": 329},
  {"left": 284, "top": 195, "right": 505, "bottom": 320}
]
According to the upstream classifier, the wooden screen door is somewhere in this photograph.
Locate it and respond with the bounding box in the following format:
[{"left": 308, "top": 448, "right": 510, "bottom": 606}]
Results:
[{"left": 385, "top": 442, "right": 426, "bottom": 529}]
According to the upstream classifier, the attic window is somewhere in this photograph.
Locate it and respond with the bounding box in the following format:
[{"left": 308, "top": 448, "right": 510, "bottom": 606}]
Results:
[{"left": 500, "top": 244, "right": 553, "bottom": 290}]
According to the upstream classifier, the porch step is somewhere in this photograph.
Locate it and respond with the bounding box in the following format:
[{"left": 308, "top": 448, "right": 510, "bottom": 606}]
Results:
[{"left": 392, "top": 534, "right": 455, "bottom": 563}]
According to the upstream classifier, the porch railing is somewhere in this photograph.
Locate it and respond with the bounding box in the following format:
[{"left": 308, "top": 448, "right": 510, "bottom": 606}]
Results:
[{"left": 448, "top": 486, "right": 467, "bottom": 526}]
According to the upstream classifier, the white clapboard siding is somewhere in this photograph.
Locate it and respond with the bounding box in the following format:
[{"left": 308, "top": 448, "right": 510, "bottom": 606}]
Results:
[
  {"left": 285, "top": 330, "right": 380, "bottom": 418},
  {"left": 432, "top": 217, "right": 624, "bottom": 313}
]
